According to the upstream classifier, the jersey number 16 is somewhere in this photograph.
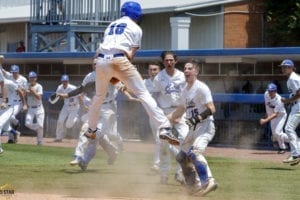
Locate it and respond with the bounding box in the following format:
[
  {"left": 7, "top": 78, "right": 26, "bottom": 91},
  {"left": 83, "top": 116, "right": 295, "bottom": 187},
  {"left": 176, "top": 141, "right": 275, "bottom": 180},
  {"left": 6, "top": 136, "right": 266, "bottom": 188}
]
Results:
[{"left": 108, "top": 23, "right": 127, "bottom": 35}]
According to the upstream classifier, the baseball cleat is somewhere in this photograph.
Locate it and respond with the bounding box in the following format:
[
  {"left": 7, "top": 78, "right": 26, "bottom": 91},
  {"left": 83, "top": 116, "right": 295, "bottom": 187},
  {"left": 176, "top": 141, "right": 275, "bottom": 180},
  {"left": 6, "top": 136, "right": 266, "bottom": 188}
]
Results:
[
  {"left": 200, "top": 178, "right": 218, "bottom": 196},
  {"left": 0, "top": 148, "right": 3, "bottom": 154},
  {"left": 282, "top": 155, "right": 300, "bottom": 164},
  {"left": 150, "top": 165, "right": 160, "bottom": 174},
  {"left": 159, "top": 127, "right": 180, "bottom": 145},
  {"left": 70, "top": 159, "right": 80, "bottom": 166},
  {"left": 14, "top": 131, "right": 21, "bottom": 144},
  {"left": 186, "top": 182, "right": 202, "bottom": 195},
  {"left": 78, "top": 160, "right": 87, "bottom": 171},
  {"left": 277, "top": 148, "right": 286, "bottom": 154}
]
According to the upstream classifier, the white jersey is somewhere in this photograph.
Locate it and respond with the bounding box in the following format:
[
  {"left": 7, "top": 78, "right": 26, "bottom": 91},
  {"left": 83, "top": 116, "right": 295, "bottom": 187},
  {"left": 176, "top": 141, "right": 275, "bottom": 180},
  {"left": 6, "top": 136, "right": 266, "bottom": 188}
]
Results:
[
  {"left": 56, "top": 83, "right": 79, "bottom": 106},
  {"left": 4, "top": 72, "right": 27, "bottom": 90},
  {"left": 287, "top": 71, "right": 300, "bottom": 111},
  {"left": 264, "top": 91, "right": 286, "bottom": 117},
  {"left": 0, "top": 66, "right": 5, "bottom": 82},
  {"left": 98, "top": 16, "right": 142, "bottom": 55},
  {"left": 144, "top": 78, "right": 155, "bottom": 93},
  {"left": 152, "top": 69, "right": 186, "bottom": 108},
  {"left": 0, "top": 79, "right": 18, "bottom": 105},
  {"left": 5, "top": 79, "right": 19, "bottom": 105},
  {"left": 26, "top": 83, "right": 43, "bottom": 107},
  {"left": 180, "top": 80, "right": 214, "bottom": 121}
]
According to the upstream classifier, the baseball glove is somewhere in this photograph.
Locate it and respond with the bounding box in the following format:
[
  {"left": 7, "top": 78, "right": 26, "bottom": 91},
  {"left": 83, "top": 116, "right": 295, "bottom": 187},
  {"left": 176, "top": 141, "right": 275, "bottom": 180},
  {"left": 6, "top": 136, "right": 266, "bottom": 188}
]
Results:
[{"left": 48, "top": 93, "right": 60, "bottom": 104}]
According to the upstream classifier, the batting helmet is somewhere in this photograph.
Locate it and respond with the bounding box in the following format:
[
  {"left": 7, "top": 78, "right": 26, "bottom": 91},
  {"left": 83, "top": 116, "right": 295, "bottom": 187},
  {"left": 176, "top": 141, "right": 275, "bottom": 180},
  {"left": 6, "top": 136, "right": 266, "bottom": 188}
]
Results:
[
  {"left": 121, "top": 1, "right": 142, "bottom": 21},
  {"left": 10, "top": 64, "right": 20, "bottom": 73},
  {"left": 61, "top": 74, "right": 69, "bottom": 82},
  {"left": 278, "top": 59, "right": 294, "bottom": 68},
  {"left": 28, "top": 71, "right": 37, "bottom": 78},
  {"left": 267, "top": 83, "right": 277, "bottom": 92}
]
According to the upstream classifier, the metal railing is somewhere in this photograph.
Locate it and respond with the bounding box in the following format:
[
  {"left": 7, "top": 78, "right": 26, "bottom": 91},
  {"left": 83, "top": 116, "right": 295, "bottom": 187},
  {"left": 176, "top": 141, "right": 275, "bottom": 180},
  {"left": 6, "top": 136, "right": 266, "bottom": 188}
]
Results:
[{"left": 30, "top": 0, "right": 120, "bottom": 25}]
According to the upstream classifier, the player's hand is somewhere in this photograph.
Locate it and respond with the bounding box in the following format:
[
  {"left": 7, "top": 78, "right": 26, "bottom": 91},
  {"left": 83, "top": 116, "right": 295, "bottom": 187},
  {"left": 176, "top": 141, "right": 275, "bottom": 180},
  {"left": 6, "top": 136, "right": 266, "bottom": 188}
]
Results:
[
  {"left": 259, "top": 118, "right": 266, "bottom": 125},
  {"left": 281, "top": 97, "right": 289, "bottom": 104},
  {"left": 57, "top": 93, "right": 68, "bottom": 99},
  {"left": 1, "top": 102, "right": 7, "bottom": 109},
  {"left": 22, "top": 104, "right": 28, "bottom": 112}
]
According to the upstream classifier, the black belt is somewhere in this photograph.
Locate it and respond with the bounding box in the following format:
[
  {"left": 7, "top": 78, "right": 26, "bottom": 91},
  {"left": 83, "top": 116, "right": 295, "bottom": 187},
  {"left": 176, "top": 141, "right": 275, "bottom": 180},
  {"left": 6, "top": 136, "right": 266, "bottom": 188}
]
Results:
[
  {"left": 98, "top": 53, "right": 124, "bottom": 58},
  {"left": 30, "top": 105, "right": 41, "bottom": 108},
  {"left": 103, "top": 100, "right": 113, "bottom": 104},
  {"left": 13, "top": 99, "right": 22, "bottom": 102}
]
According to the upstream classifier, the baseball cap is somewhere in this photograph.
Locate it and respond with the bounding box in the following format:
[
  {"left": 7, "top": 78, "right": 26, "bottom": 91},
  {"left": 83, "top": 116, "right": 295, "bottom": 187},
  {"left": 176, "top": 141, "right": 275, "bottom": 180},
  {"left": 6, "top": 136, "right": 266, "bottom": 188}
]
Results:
[
  {"left": 28, "top": 71, "right": 37, "bottom": 78},
  {"left": 278, "top": 59, "right": 295, "bottom": 68},
  {"left": 267, "top": 83, "right": 277, "bottom": 92},
  {"left": 10, "top": 64, "right": 20, "bottom": 73},
  {"left": 61, "top": 74, "right": 69, "bottom": 82}
]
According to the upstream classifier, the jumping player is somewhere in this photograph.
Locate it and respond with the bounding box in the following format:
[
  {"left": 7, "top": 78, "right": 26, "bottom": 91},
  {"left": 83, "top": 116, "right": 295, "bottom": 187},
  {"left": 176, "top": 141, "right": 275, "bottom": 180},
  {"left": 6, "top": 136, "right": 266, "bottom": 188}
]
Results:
[
  {"left": 260, "top": 83, "right": 289, "bottom": 154},
  {"left": 85, "top": 1, "right": 178, "bottom": 146},
  {"left": 168, "top": 59, "right": 218, "bottom": 196},
  {"left": 280, "top": 59, "right": 300, "bottom": 166}
]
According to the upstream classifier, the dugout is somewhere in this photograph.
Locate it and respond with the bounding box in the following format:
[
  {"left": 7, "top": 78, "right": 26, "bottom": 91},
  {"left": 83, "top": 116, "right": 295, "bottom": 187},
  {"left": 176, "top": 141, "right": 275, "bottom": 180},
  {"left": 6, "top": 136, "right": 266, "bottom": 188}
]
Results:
[{"left": 2, "top": 47, "right": 300, "bottom": 148}]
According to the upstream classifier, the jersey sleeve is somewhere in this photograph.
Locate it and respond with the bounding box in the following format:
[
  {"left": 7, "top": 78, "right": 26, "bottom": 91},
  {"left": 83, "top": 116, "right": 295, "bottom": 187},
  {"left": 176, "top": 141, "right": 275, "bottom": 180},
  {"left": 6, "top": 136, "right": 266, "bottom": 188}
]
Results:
[{"left": 199, "top": 84, "right": 213, "bottom": 104}]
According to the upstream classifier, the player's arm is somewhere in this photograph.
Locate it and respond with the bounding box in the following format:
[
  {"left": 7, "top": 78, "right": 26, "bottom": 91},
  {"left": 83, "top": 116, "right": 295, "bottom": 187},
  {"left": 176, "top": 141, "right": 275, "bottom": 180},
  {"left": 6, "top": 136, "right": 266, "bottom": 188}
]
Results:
[
  {"left": 29, "top": 86, "right": 42, "bottom": 100},
  {"left": 17, "top": 87, "right": 27, "bottom": 111},
  {"left": 0, "top": 81, "right": 7, "bottom": 109},
  {"left": 168, "top": 105, "right": 186, "bottom": 124},
  {"left": 58, "top": 83, "right": 88, "bottom": 98},
  {"left": 260, "top": 112, "right": 278, "bottom": 125},
  {"left": 282, "top": 89, "right": 300, "bottom": 104}
]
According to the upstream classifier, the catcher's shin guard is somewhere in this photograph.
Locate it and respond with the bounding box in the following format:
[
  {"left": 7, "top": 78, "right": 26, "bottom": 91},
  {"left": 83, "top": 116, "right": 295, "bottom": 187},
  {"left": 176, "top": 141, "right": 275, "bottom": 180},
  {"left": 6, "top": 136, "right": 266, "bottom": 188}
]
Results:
[
  {"left": 99, "top": 134, "right": 118, "bottom": 165},
  {"left": 187, "top": 148, "right": 208, "bottom": 185},
  {"left": 176, "top": 151, "right": 196, "bottom": 186}
]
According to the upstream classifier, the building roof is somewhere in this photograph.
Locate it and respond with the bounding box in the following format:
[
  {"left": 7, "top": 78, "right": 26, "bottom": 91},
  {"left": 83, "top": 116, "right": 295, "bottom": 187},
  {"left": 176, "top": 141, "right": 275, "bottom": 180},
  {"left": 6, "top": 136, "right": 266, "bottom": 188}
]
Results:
[
  {"left": 122, "top": 0, "right": 245, "bottom": 14},
  {"left": 0, "top": 4, "right": 30, "bottom": 23},
  {"left": 0, "top": 0, "right": 245, "bottom": 23}
]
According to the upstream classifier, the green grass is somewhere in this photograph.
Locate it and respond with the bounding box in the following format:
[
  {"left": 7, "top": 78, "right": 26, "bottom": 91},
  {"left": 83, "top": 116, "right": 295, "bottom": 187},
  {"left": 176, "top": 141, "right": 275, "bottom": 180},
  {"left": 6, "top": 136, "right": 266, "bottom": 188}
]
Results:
[{"left": 0, "top": 143, "right": 300, "bottom": 200}]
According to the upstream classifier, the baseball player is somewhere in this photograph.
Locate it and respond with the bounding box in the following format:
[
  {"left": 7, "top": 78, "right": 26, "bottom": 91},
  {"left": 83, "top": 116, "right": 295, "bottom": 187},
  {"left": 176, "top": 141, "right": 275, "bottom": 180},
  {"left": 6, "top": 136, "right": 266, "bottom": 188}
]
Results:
[
  {"left": 168, "top": 60, "right": 218, "bottom": 196},
  {"left": 85, "top": 1, "right": 178, "bottom": 146},
  {"left": 54, "top": 75, "right": 81, "bottom": 142},
  {"left": 0, "top": 60, "right": 8, "bottom": 153},
  {"left": 144, "top": 62, "right": 161, "bottom": 173},
  {"left": 260, "top": 83, "right": 289, "bottom": 154},
  {"left": 279, "top": 59, "right": 300, "bottom": 166},
  {"left": 24, "top": 71, "right": 45, "bottom": 145},
  {"left": 1, "top": 64, "right": 27, "bottom": 143},
  {"left": 151, "top": 51, "right": 189, "bottom": 184},
  {"left": 57, "top": 59, "right": 137, "bottom": 170}
]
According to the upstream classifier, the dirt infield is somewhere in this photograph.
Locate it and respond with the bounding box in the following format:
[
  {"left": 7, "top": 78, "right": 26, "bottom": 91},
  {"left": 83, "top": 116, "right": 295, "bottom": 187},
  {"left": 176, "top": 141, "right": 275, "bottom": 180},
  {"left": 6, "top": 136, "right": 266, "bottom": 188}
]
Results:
[
  {"left": 17, "top": 135, "right": 286, "bottom": 163},
  {"left": 1, "top": 136, "right": 288, "bottom": 200}
]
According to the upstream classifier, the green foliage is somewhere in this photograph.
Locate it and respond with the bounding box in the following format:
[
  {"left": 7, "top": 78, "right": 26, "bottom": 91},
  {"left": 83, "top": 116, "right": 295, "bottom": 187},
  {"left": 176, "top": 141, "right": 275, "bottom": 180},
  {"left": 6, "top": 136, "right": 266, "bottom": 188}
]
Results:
[
  {"left": 262, "top": 0, "right": 300, "bottom": 46},
  {"left": 0, "top": 144, "right": 300, "bottom": 200}
]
